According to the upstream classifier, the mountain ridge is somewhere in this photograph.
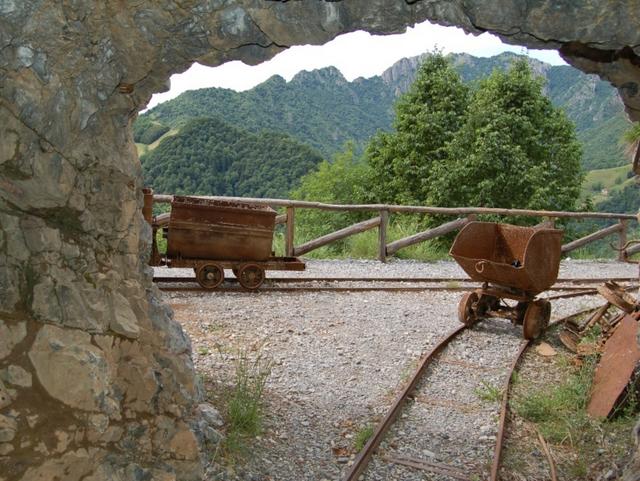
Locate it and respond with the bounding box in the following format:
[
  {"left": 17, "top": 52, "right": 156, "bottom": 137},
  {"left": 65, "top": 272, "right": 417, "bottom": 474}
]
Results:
[{"left": 139, "top": 51, "right": 630, "bottom": 171}]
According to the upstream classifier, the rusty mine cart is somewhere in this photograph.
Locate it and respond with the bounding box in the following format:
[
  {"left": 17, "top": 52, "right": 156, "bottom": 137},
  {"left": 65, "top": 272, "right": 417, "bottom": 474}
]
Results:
[
  {"left": 144, "top": 192, "right": 305, "bottom": 290},
  {"left": 450, "top": 222, "right": 563, "bottom": 340}
]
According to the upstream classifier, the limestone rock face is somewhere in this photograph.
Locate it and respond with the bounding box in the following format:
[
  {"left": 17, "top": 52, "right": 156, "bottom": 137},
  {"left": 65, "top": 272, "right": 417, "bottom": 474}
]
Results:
[
  {"left": 28, "top": 325, "right": 117, "bottom": 413},
  {"left": 1, "top": 1, "right": 639, "bottom": 480}
]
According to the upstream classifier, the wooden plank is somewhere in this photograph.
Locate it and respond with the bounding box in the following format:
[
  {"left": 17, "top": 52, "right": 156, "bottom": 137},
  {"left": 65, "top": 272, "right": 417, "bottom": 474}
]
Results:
[
  {"left": 293, "top": 217, "right": 381, "bottom": 257},
  {"left": 152, "top": 194, "right": 637, "bottom": 220},
  {"left": 378, "top": 210, "right": 389, "bottom": 263},
  {"left": 386, "top": 217, "right": 469, "bottom": 256},
  {"left": 618, "top": 220, "right": 628, "bottom": 262},
  {"left": 561, "top": 223, "right": 624, "bottom": 254},
  {"left": 285, "top": 207, "right": 295, "bottom": 257},
  {"left": 626, "top": 242, "right": 640, "bottom": 257}
]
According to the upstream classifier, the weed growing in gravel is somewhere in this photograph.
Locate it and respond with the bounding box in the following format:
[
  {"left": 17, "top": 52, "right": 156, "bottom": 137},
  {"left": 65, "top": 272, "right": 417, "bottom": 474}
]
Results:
[
  {"left": 475, "top": 380, "right": 502, "bottom": 402},
  {"left": 353, "top": 424, "right": 374, "bottom": 452},
  {"left": 514, "top": 355, "right": 598, "bottom": 444},
  {"left": 228, "top": 347, "right": 273, "bottom": 437},
  {"left": 220, "top": 344, "right": 273, "bottom": 458}
]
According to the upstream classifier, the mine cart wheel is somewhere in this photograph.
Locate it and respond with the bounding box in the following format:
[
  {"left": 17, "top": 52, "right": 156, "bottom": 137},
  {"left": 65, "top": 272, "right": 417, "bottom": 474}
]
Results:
[
  {"left": 458, "top": 291, "right": 479, "bottom": 326},
  {"left": 195, "top": 263, "right": 224, "bottom": 289},
  {"left": 237, "top": 263, "right": 265, "bottom": 290},
  {"left": 523, "top": 299, "right": 551, "bottom": 340},
  {"left": 232, "top": 268, "right": 239, "bottom": 278}
]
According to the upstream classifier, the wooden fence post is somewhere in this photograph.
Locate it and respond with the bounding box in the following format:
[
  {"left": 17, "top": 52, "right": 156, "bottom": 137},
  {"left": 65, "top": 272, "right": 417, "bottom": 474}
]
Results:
[
  {"left": 619, "top": 219, "right": 628, "bottom": 262},
  {"left": 285, "top": 207, "right": 295, "bottom": 257},
  {"left": 378, "top": 210, "right": 389, "bottom": 263}
]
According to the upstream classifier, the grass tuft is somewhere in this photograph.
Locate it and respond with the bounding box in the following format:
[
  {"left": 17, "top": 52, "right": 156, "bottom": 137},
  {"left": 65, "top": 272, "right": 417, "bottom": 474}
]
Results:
[
  {"left": 353, "top": 424, "right": 374, "bottom": 452},
  {"left": 219, "top": 344, "right": 273, "bottom": 458},
  {"left": 227, "top": 348, "right": 272, "bottom": 438},
  {"left": 475, "top": 380, "right": 502, "bottom": 403}
]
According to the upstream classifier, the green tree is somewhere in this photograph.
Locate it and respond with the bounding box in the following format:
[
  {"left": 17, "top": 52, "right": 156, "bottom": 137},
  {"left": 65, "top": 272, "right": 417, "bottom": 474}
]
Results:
[
  {"left": 291, "top": 143, "right": 371, "bottom": 242},
  {"left": 428, "top": 59, "right": 583, "bottom": 218},
  {"left": 365, "top": 51, "right": 469, "bottom": 204}
]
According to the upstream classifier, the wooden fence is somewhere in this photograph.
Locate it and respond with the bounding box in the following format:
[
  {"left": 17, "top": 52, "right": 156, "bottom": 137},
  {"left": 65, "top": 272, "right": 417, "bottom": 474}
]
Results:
[{"left": 153, "top": 194, "right": 639, "bottom": 262}]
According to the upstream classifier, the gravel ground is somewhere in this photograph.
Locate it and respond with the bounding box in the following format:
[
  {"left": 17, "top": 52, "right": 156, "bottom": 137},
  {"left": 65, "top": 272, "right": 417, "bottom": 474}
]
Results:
[{"left": 157, "top": 260, "right": 637, "bottom": 481}]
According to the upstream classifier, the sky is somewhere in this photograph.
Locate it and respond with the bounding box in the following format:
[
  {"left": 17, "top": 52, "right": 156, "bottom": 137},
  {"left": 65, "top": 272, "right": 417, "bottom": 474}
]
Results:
[{"left": 147, "top": 20, "right": 565, "bottom": 109}]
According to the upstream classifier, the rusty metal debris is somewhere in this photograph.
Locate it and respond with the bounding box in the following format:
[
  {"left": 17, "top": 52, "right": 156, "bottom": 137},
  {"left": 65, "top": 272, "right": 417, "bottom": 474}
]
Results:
[
  {"left": 588, "top": 314, "right": 640, "bottom": 418},
  {"left": 597, "top": 281, "right": 638, "bottom": 314},
  {"left": 451, "top": 222, "right": 563, "bottom": 339},
  {"left": 554, "top": 280, "right": 640, "bottom": 418},
  {"left": 558, "top": 282, "right": 640, "bottom": 356}
]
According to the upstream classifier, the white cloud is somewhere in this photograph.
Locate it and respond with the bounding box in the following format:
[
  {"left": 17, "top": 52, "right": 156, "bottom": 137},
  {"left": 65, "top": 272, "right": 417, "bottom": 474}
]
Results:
[{"left": 147, "top": 20, "right": 565, "bottom": 109}]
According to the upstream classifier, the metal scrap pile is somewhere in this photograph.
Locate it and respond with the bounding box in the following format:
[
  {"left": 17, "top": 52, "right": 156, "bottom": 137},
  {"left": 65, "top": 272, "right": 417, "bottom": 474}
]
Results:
[{"left": 560, "top": 281, "right": 640, "bottom": 418}]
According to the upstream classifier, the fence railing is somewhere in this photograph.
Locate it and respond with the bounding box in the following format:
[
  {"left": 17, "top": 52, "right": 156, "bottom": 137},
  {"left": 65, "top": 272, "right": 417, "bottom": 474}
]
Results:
[{"left": 153, "top": 194, "right": 638, "bottom": 262}]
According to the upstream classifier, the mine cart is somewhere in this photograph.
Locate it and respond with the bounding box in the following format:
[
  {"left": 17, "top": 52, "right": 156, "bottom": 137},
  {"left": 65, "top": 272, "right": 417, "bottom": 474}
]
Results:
[
  {"left": 450, "top": 221, "right": 563, "bottom": 339},
  {"left": 145, "top": 192, "right": 305, "bottom": 290}
]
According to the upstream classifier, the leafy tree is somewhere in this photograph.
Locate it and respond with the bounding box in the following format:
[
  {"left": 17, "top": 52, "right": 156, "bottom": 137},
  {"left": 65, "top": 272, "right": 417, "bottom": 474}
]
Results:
[
  {"left": 428, "top": 59, "right": 583, "bottom": 219},
  {"left": 365, "top": 51, "right": 469, "bottom": 204},
  {"left": 291, "top": 143, "right": 371, "bottom": 242}
]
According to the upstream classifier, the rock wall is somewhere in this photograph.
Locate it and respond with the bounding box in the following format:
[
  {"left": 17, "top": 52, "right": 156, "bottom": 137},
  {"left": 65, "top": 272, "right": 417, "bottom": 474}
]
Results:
[{"left": 1, "top": 1, "right": 639, "bottom": 480}]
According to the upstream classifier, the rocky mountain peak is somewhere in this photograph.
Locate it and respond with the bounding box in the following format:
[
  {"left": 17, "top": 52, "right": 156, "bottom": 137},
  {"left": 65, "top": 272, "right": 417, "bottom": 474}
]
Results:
[{"left": 291, "top": 66, "right": 348, "bottom": 85}]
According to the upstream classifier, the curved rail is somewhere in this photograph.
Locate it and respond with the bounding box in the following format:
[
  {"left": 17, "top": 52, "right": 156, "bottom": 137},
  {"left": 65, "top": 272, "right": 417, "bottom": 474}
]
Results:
[
  {"left": 343, "top": 305, "right": 601, "bottom": 481},
  {"left": 342, "top": 324, "right": 468, "bottom": 481},
  {"left": 490, "top": 339, "right": 530, "bottom": 481},
  {"left": 489, "top": 304, "right": 602, "bottom": 481}
]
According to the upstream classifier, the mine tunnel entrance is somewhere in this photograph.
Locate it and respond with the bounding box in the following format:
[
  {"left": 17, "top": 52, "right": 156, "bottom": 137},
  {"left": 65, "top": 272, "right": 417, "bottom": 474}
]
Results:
[{"left": 2, "top": 2, "right": 640, "bottom": 481}]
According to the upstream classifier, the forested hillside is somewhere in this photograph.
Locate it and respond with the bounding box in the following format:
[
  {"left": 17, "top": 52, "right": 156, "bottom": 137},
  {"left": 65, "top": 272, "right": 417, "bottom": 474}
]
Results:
[
  {"left": 144, "top": 68, "right": 396, "bottom": 158},
  {"left": 139, "top": 52, "right": 628, "bottom": 170},
  {"left": 141, "top": 117, "right": 323, "bottom": 198}
]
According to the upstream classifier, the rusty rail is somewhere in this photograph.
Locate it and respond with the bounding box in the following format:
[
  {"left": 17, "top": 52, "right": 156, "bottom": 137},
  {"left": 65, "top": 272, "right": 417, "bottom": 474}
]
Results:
[
  {"left": 156, "top": 284, "right": 636, "bottom": 294},
  {"left": 490, "top": 305, "right": 602, "bottom": 481},
  {"left": 490, "top": 339, "right": 530, "bottom": 481},
  {"left": 153, "top": 275, "right": 637, "bottom": 284},
  {"left": 341, "top": 324, "right": 467, "bottom": 481}
]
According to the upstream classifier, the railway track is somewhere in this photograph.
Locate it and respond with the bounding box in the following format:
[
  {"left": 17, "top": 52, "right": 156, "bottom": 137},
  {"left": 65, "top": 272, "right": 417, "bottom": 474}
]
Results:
[
  {"left": 341, "top": 306, "right": 598, "bottom": 481},
  {"left": 154, "top": 275, "right": 636, "bottom": 284},
  {"left": 154, "top": 276, "right": 637, "bottom": 298}
]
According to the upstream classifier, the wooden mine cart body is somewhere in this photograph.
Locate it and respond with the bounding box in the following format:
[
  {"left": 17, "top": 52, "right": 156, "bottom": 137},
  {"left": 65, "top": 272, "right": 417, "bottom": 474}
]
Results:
[
  {"left": 450, "top": 222, "right": 563, "bottom": 294},
  {"left": 450, "top": 222, "right": 563, "bottom": 340},
  {"left": 167, "top": 196, "right": 276, "bottom": 261},
  {"left": 146, "top": 193, "right": 305, "bottom": 290}
]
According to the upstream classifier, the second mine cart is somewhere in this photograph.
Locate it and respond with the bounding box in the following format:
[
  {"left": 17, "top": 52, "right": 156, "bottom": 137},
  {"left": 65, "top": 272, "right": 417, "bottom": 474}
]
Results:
[
  {"left": 450, "top": 221, "right": 563, "bottom": 339},
  {"left": 146, "top": 193, "right": 305, "bottom": 290}
]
